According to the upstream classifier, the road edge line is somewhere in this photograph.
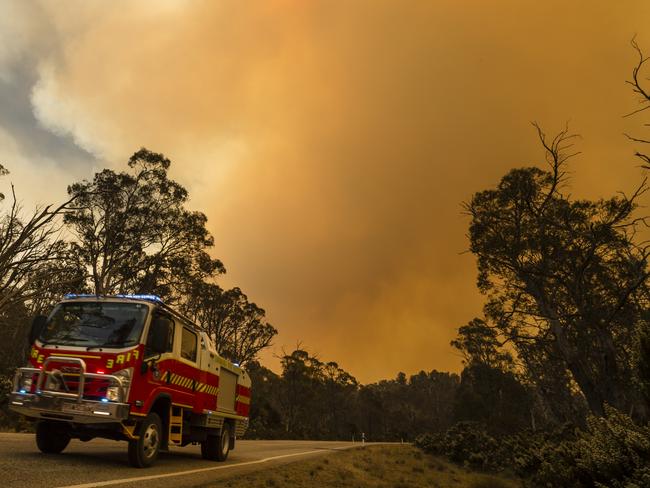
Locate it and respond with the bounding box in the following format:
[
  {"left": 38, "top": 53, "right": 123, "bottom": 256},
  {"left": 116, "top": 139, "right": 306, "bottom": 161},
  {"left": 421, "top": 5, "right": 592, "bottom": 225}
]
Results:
[{"left": 55, "top": 444, "right": 360, "bottom": 488}]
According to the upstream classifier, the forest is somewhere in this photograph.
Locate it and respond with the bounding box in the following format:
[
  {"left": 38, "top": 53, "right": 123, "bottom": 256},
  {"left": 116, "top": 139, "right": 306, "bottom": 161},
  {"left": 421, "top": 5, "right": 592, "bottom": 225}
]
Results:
[{"left": 2, "top": 41, "right": 650, "bottom": 487}]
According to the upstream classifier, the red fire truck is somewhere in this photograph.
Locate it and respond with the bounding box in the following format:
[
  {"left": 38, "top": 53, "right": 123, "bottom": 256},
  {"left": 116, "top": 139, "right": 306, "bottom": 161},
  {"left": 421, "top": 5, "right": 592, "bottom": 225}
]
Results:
[{"left": 9, "top": 294, "right": 251, "bottom": 467}]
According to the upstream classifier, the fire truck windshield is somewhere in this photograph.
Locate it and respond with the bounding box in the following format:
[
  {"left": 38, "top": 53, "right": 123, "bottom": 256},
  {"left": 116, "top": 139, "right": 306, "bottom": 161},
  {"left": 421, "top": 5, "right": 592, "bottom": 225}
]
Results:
[{"left": 38, "top": 302, "right": 149, "bottom": 348}]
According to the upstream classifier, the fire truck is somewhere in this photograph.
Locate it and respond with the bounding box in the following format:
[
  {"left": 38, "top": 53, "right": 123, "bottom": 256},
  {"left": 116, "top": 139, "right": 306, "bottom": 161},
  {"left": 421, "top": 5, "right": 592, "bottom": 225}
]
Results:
[{"left": 9, "top": 294, "right": 251, "bottom": 467}]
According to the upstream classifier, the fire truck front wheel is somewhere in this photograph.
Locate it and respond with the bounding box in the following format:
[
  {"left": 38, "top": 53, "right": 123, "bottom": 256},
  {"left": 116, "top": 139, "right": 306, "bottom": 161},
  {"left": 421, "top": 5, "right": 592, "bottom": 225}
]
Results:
[
  {"left": 128, "top": 413, "right": 162, "bottom": 468},
  {"left": 201, "top": 424, "right": 231, "bottom": 462},
  {"left": 36, "top": 421, "right": 71, "bottom": 454}
]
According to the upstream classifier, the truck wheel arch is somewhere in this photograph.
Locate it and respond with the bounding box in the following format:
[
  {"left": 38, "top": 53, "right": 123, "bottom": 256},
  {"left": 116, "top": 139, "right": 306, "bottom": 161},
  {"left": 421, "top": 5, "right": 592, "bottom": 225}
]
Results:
[{"left": 146, "top": 394, "right": 172, "bottom": 448}]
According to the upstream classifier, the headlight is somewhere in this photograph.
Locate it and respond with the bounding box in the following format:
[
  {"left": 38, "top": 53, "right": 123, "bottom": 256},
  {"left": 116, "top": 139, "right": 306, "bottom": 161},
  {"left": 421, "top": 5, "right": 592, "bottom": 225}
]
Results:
[
  {"left": 17, "top": 374, "right": 33, "bottom": 393},
  {"left": 106, "top": 368, "right": 132, "bottom": 402},
  {"left": 106, "top": 386, "right": 120, "bottom": 401}
]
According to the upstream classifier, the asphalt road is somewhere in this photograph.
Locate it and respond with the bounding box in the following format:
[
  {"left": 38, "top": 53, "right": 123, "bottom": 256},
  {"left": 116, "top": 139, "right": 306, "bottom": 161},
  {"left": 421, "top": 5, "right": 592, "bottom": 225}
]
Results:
[{"left": 0, "top": 433, "right": 361, "bottom": 488}]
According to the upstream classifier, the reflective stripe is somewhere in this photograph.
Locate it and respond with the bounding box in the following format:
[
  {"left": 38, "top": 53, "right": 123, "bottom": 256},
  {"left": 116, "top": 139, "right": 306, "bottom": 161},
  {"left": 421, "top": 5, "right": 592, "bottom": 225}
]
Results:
[
  {"left": 162, "top": 371, "right": 218, "bottom": 395},
  {"left": 236, "top": 395, "right": 251, "bottom": 405}
]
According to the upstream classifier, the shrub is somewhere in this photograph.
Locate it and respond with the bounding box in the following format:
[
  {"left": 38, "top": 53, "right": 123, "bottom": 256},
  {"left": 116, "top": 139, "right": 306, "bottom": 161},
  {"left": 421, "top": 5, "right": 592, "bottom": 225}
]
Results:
[
  {"left": 417, "top": 407, "right": 650, "bottom": 488},
  {"left": 416, "top": 422, "right": 502, "bottom": 470},
  {"left": 531, "top": 406, "right": 650, "bottom": 487}
]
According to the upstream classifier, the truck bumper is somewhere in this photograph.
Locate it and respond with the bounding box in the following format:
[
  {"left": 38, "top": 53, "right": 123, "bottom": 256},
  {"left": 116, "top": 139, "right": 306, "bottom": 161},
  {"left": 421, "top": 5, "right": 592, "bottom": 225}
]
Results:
[{"left": 9, "top": 392, "right": 130, "bottom": 424}]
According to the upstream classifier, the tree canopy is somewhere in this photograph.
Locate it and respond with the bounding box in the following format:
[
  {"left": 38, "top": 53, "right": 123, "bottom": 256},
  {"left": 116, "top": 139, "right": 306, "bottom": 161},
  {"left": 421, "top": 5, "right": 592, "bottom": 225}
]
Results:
[
  {"left": 65, "top": 149, "right": 224, "bottom": 300},
  {"left": 180, "top": 282, "right": 277, "bottom": 366},
  {"left": 464, "top": 125, "right": 650, "bottom": 418}
]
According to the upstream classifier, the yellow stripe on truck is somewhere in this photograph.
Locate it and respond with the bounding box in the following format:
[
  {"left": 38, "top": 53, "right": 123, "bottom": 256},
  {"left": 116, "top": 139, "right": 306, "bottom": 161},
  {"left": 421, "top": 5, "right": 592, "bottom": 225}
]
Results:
[
  {"left": 236, "top": 395, "right": 251, "bottom": 405},
  {"left": 163, "top": 370, "right": 221, "bottom": 396},
  {"left": 163, "top": 371, "right": 219, "bottom": 395}
]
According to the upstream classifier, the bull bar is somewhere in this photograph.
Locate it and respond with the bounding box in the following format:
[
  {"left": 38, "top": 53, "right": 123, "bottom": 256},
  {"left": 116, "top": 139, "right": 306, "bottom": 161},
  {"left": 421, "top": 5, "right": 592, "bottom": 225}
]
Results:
[{"left": 9, "top": 356, "right": 130, "bottom": 424}]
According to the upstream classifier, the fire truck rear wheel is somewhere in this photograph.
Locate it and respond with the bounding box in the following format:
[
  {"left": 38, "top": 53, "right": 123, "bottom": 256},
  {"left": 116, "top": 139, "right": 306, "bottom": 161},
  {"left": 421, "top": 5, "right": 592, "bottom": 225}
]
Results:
[
  {"left": 36, "top": 421, "right": 71, "bottom": 454},
  {"left": 201, "top": 424, "right": 231, "bottom": 461},
  {"left": 128, "top": 413, "right": 162, "bottom": 468}
]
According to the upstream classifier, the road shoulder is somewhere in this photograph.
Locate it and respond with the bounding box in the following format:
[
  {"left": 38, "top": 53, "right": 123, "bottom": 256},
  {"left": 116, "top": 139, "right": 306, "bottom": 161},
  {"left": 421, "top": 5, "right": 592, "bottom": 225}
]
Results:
[{"left": 194, "top": 445, "right": 521, "bottom": 488}]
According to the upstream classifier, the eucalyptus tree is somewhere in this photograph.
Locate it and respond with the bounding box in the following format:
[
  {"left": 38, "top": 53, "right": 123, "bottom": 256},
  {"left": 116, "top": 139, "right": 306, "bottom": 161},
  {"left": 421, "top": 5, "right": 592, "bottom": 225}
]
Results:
[
  {"left": 451, "top": 317, "right": 514, "bottom": 370},
  {"left": 64, "top": 149, "right": 224, "bottom": 300},
  {"left": 181, "top": 282, "right": 277, "bottom": 366},
  {"left": 465, "top": 125, "right": 650, "bottom": 416}
]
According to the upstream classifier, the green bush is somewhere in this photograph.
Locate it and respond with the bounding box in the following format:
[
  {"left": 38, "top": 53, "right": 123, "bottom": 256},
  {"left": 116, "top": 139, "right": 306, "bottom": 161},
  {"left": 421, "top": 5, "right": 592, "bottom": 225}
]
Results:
[
  {"left": 497, "top": 424, "right": 576, "bottom": 479},
  {"left": 417, "top": 406, "right": 650, "bottom": 487},
  {"left": 415, "top": 421, "right": 502, "bottom": 470},
  {"left": 531, "top": 406, "right": 650, "bottom": 487}
]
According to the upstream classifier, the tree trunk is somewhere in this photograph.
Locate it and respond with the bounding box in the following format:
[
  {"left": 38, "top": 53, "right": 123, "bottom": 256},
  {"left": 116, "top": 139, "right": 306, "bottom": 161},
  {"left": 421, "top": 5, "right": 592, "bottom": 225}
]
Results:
[
  {"left": 527, "top": 283, "right": 605, "bottom": 416},
  {"left": 530, "top": 408, "right": 536, "bottom": 431},
  {"left": 548, "top": 318, "right": 604, "bottom": 416}
]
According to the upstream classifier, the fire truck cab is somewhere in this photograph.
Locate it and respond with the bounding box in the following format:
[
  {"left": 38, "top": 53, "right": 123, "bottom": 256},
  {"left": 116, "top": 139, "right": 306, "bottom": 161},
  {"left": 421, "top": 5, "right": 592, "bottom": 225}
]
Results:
[{"left": 9, "top": 294, "right": 251, "bottom": 467}]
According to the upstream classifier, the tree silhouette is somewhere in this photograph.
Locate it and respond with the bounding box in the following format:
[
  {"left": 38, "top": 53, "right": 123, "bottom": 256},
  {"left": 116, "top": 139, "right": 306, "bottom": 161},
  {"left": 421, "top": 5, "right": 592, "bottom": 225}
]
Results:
[
  {"left": 465, "top": 125, "right": 650, "bottom": 417},
  {"left": 181, "top": 282, "right": 277, "bottom": 366},
  {"left": 451, "top": 317, "right": 513, "bottom": 370},
  {"left": 65, "top": 149, "right": 224, "bottom": 299}
]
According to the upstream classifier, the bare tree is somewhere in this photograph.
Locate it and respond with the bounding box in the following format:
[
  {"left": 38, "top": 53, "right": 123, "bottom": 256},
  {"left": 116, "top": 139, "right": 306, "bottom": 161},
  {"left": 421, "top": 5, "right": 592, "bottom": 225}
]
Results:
[
  {"left": 0, "top": 167, "right": 77, "bottom": 315},
  {"left": 0, "top": 165, "right": 79, "bottom": 398},
  {"left": 625, "top": 37, "right": 650, "bottom": 168}
]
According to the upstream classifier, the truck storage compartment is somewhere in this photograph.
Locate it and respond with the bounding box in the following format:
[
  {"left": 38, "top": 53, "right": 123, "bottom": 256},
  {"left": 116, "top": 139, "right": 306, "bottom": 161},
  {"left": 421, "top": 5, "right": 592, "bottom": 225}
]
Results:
[{"left": 218, "top": 369, "right": 237, "bottom": 412}]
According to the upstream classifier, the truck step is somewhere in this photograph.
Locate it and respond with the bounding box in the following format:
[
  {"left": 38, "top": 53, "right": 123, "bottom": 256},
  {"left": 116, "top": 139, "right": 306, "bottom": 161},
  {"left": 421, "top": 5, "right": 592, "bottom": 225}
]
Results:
[{"left": 169, "top": 405, "right": 183, "bottom": 445}]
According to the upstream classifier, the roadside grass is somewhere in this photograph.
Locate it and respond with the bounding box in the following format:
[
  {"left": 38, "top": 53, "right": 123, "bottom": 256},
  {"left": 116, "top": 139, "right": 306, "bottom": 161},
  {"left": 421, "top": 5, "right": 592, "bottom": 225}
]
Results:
[{"left": 209, "top": 444, "right": 521, "bottom": 488}]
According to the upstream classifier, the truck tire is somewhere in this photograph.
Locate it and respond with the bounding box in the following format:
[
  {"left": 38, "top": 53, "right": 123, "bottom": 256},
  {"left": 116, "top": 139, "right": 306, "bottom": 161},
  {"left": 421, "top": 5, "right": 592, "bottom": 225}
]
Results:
[
  {"left": 201, "top": 424, "right": 231, "bottom": 461},
  {"left": 128, "top": 413, "right": 162, "bottom": 468},
  {"left": 36, "top": 421, "right": 70, "bottom": 454}
]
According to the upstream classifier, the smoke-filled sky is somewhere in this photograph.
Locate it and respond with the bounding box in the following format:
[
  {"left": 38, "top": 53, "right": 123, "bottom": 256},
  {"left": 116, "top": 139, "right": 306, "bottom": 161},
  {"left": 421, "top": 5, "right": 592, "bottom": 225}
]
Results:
[{"left": 1, "top": 0, "right": 650, "bottom": 382}]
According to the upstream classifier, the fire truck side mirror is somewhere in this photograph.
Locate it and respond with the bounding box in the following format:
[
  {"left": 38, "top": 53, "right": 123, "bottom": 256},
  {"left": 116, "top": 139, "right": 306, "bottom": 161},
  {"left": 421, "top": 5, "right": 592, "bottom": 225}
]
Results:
[
  {"left": 29, "top": 315, "right": 47, "bottom": 345},
  {"left": 150, "top": 317, "right": 172, "bottom": 354}
]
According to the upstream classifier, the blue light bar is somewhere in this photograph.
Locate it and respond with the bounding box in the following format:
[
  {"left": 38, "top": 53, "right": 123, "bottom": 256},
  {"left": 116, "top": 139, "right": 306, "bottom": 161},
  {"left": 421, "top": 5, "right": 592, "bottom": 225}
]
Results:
[
  {"left": 101, "top": 398, "right": 109, "bottom": 403},
  {"left": 115, "top": 294, "right": 164, "bottom": 303},
  {"left": 64, "top": 293, "right": 163, "bottom": 303}
]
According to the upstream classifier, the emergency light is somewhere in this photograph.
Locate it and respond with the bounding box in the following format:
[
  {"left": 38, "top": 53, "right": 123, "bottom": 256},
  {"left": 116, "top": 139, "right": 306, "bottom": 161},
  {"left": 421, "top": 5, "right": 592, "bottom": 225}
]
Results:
[{"left": 63, "top": 293, "right": 164, "bottom": 303}]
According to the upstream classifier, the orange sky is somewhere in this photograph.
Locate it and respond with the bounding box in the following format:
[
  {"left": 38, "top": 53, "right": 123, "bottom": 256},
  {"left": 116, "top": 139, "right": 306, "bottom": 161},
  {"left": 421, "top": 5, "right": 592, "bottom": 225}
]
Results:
[{"left": 1, "top": 1, "right": 650, "bottom": 382}]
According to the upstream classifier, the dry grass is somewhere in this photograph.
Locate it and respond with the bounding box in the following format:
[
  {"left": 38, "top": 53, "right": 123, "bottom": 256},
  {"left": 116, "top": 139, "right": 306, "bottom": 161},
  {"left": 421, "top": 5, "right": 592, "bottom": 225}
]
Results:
[{"left": 205, "top": 445, "right": 521, "bottom": 488}]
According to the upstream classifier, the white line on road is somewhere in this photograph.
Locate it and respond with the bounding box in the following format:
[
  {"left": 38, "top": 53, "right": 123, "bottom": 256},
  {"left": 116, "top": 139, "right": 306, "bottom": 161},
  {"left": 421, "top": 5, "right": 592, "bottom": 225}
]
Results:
[{"left": 56, "top": 446, "right": 357, "bottom": 488}]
